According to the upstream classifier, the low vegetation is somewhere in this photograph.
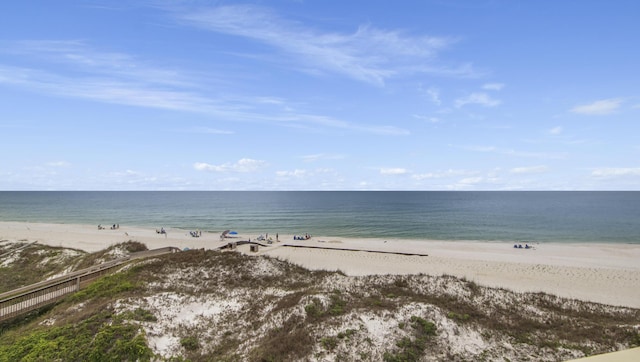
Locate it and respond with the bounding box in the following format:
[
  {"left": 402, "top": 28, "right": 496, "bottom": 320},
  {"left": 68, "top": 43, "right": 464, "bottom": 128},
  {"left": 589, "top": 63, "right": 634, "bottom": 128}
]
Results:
[
  {"left": 0, "top": 240, "right": 148, "bottom": 294},
  {"left": 0, "top": 242, "right": 84, "bottom": 293},
  {"left": 0, "top": 309, "right": 153, "bottom": 361},
  {"left": 1, "top": 243, "right": 639, "bottom": 361},
  {"left": 383, "top": 316, "right": 437, "bottom": 362}
]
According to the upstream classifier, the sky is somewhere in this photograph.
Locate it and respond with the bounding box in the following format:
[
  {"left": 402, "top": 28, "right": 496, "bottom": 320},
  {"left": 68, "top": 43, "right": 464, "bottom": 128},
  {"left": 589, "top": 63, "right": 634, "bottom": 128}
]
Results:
[{"left": 1, "top": 0, "right": 639, "bottom": 190}]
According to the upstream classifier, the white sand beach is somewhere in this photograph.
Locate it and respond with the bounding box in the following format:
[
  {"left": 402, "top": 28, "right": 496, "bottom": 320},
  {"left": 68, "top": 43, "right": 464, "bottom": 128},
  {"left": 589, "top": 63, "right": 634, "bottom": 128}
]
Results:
[{"left": 1, "top": 221, "right": 639, "bottom": 308}]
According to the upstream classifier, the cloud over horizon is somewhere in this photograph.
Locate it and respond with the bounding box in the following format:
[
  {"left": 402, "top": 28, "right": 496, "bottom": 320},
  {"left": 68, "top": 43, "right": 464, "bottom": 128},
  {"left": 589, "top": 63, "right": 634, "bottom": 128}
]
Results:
[
  {"left": 591, "top": 167, "right": 640, "bottom": 178},
  {"left": 194, "top": 158, "right": 268, "bottom": 173}
]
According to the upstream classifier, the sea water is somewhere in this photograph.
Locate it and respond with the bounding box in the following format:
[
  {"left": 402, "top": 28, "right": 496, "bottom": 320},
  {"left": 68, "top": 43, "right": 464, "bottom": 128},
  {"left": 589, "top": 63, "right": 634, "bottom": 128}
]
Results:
[{"left": 0, "top": 191, "right": 638, "bottom": 244}]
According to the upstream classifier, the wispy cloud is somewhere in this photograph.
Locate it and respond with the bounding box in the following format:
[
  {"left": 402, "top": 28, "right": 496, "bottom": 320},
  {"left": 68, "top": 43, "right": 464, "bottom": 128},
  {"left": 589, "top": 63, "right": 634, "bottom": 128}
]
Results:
[
  {"left": 549, "top": 126, "right": 563, "bottom": 135},
  {"left": 458, "top": 176, "right": 485, "bottom": 185},
  {"left": 0, "top": 42, "right": 409, "bottom": 136},
  {"left": 380, "top": 167, "right": 409, "bottom": 175},
  {"left": 276, "top": 169, "right": 308, "bottom": 178},
  {"left": 412, "top": 169, "right": 474, "bottom": 180},
  {"left": 255, "top": 97, "right": 287, "bottom": 105},
  {"left": 5, "top": 40, "right": 195, "bottom": 87},
  {"left": 178, "top": 5, "right": 470, "bottom": 86},
  {"left": 273, "top": 168, "right": 341, "bottom": 190},
  {"left": 413, "top": 114, "right": 441, "bottom": 123},
  {"left": 462, "top": 145, "right": 498, "bottom": 152},
  {"left": 482, "top": 83, "right": 504, "bottom": 91},
  {"left": 427, "top": 88, "right": 441, "bottom": 105},
  {"left": 46, "top": 161, "right": 71, "bottom": 168},
  {"left": 273, "top": 111, "right": 410, "bottom": 135},
  {"left": 591, "top": 167, "right": 640, "bottom": 178},
  {"left": 455, "top": 92, "right": 501, "bottom": 108},
  {"left": 280, "top": 168, "right": 335, "bottom": 177},
  {"left": 0, "top": 62, "right": 237, "bottom": 115},
  {"left": 301, "top": 153, "right": 345, "bottom": 162},
  {"left": 510, "top": 165, "right": 548, "bottom": 174},
  {"left": 571, "top": 98, "right": 622, "bottom": 115},
  {"left": 459, "top": 145, "right": 567, "bottom": 159},
  {"left": 421, "top": 86, "right": 442, "bottom": 105},
  {"left": 187, "top": 127, "right": 234, "bottom": 135},
  {"left": 194, "top": 158, "right": 268, "bottom": 173}
]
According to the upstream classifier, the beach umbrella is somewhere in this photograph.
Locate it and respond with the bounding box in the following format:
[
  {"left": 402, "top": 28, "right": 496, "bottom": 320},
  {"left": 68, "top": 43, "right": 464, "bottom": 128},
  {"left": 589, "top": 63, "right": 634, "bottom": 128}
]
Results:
[
  {"left": 221, "top": 230, "right": 230, "bottom": 238},
  {"left": 229, "top": 231, "right": 238, "bottom": 235}
]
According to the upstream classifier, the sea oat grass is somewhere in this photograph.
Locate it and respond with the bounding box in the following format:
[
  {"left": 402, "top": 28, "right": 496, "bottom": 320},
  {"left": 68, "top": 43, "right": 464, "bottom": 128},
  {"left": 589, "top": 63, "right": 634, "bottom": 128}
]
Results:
[{"left": 1, "top": 244, "right": 639, "bottom": 361}]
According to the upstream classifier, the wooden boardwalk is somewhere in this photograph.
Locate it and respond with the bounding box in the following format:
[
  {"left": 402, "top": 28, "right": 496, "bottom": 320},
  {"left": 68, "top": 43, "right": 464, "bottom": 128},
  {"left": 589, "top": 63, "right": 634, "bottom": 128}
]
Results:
[
  {"left": 282, "top": 244, "right": 429, "bottom": 257},
  {"left": 0, "top": 247, "right": 179, "bottom": 323}
]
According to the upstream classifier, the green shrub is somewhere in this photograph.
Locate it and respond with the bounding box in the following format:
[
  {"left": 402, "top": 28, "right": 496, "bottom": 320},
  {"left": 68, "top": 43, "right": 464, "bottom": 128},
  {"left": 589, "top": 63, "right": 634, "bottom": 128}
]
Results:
[
  {"left": 305, "top": 300, "right": 323, "bottom": 318},
  {"left": 383, "top": 316, "right": 436, "bottom": 362},
  {"left": 337, "top": 329, "right": 357, "bottom": 340},
  {"left": 410, "top": 316, "right": 436, "bottom": 336},
  {"left": 0, "top": 312, "right": 153, "bottom": 362},
  {"left": 328, "top": 294, "right": 347, "bottom": 316},
  {"left": 321, "top": 336, "right": 338, "bottom": 350},
  {"left": 447, "top": 311, "right": 470, "bottom": 322},
  {"left": 71, "top": 272, "right": 138, "bottom": 302},
  {"left": 631, "top": 332, "right": 640, "bottom": 347},
  {"left": 180, "top": 336, "right": 200, "bottom": 351},
  {"left": 122, "top": 308, "right": 157, "bottom": 322},
  {"left": 383, "top": 336, "right": 424, "bottom": 362}
]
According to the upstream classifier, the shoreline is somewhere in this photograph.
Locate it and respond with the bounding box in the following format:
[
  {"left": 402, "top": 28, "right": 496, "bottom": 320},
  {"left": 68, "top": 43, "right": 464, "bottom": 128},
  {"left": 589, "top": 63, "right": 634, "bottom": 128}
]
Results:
[{"left": 1, "top": 221, "right": 639, "bottom": 308}]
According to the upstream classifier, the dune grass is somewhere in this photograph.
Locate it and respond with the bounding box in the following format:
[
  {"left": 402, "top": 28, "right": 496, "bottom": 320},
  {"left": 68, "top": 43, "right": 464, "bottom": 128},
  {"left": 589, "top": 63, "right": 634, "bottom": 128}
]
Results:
[{"left": 1, "top": 246, "right": 639, "bottom": 361}]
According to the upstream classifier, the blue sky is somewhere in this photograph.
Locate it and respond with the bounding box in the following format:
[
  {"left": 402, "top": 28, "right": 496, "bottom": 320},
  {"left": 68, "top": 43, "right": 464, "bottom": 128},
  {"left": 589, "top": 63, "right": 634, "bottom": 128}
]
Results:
[{"left": 1, "top": 0, "right": 639, "bottom": 190}]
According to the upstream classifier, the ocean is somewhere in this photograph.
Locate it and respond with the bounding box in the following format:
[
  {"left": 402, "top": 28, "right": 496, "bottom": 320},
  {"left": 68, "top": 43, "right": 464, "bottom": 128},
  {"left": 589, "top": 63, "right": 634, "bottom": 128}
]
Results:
[{"left": 0, "top": 191, "right": 638, "bottom": 244}]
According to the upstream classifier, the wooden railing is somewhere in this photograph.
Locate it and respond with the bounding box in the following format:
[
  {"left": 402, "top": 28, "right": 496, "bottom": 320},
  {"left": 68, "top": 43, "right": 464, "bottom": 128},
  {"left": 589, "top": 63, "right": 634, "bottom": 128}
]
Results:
[{"left": 0, "top": 247, "right": 179, "bottom": 323}]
